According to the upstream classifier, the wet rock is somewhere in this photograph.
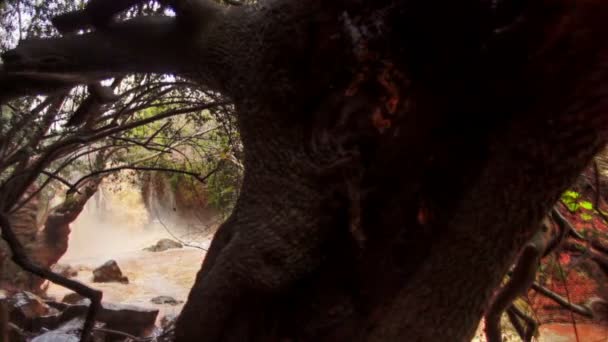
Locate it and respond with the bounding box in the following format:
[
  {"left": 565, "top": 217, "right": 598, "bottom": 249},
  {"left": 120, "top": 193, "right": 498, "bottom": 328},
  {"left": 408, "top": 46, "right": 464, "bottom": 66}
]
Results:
[
  {"left": 150, "top": 296, "right": 183, "bottom": 306},
  {"left": 61, "top": 292, "right": 86, "bottom": 304},
  {"left": 31, "top": 318, "right": 105, "bottom": 342},
  {"left": 97, "top": 302, "right": 158, "bottom": 336},
  {"left": 160, "top": 314, "right": 177, "bottom": 329},
  {"left": 143, "top": 238, "right": 183, "bottom": 252},
  {"left": 8, "top": 292, "right": 60, "bottom": 331},
  {"left": 92, "top": 260, "right": 129, "bottom": 284},
  {"left": 55, "top": 301, "right": 158, "bottom": 337},
  {"left": 51, "top": 264, "right": 78, "bottom": 278},
  {"left": 31, "top": 329, "right": 79, "bottom": 342},
  {"left": 157, "top": 314, "right": 177, "bottom": 341}
]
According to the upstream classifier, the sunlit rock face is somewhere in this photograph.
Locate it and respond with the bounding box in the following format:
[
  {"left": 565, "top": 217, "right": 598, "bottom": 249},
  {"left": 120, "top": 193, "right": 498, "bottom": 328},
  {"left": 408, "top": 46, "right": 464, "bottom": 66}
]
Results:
[{"left": 0, "top": 187, "right": 47, "bottom": 292}]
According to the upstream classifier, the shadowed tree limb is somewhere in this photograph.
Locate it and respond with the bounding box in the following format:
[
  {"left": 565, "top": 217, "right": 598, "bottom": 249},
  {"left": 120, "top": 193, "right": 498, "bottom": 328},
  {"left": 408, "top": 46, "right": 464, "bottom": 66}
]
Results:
[
  {"left": 0, "top": 213, "right": 102, "bottom": 342},
  {"left": 506, "top": 306, "right": 526, "bottom": 340},
  {"left": 68, "top": 164, "right": 220, "bottom": 194},
  {"left": 485, "top": 231, "right": 545, "bottom": 342},
  {"left": 508, "top": 305, "right": 538, "bottom": 341},
  {"left": 530, "top": 282, "right": 594, "bottom": 318},
  {"left": 0, "top": 16, "right": 188, "bottom": 103}
]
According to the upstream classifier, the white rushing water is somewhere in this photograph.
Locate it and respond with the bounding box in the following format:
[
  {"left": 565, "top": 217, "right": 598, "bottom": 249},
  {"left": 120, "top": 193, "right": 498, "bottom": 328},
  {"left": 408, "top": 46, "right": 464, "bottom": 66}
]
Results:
[{"left": 46, "top": 181, "right": 214, "bottom": 322}]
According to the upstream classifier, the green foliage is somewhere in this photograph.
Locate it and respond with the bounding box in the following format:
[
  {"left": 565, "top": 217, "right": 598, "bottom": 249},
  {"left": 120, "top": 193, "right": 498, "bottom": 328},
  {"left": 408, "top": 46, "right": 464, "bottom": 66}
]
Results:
[
  {"left": 123, "top": 104, "right": 242, "bottom": 215},
  {"left": 561, "top": 190, "right": 581, "bottom": 212},
  {"left": 561, "top": 190, "right": 598, "bottom": 222},
  {"left": 579, "top": 200, "right": 593, "bottom": 210}
]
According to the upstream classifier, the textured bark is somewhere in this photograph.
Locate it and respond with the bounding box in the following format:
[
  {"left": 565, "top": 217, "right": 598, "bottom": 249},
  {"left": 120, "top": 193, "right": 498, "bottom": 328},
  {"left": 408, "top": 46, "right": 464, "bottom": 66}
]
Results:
[{"left": 3, "top": 0, "right": 608, "bottom": 341}]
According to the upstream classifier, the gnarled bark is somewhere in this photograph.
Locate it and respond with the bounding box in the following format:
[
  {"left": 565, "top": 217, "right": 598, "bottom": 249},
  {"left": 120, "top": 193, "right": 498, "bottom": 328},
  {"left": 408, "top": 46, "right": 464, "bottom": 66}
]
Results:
[{"left": 2, "top": 0, "right": 608, "bottom": 341}]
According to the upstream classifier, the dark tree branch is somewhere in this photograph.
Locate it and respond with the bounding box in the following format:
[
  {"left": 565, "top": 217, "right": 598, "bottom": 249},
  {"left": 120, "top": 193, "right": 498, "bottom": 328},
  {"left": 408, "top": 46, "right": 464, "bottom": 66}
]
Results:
[
  {"left": 52, "top": 0, "right": 145, "bottom": 33},
  {"left": 0, "top": 213, "right": 102, "bottom": 342},
  {"left": 68, "top": 164, "right": 220, "bottom": 194},
  {"left": 551, "top": 207, "right": 586, "bottom": 240},
  {"left": 530, "top": 282, "right": 594, "bottom": 318},
  {"left": 509, "top": 305, "right": 538, "bottom": 342},
  {"left": 40, "top": 170, "right": 76, "bottom": 190},
  {"left": 506, "top": 307, "right": 526, "bottom": 341},
  {"left": 93, "top": 327, "right": 152, "bottom": 341},
  {"left": 1, "top": 16, "right": 187, "bottom": 102},
  {"left": 485, "top": 233, "right": 544, "bottom": 342}
]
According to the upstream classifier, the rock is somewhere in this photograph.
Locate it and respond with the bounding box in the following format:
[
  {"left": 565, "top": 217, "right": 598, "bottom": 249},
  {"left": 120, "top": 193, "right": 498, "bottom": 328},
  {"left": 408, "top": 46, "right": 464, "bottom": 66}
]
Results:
[
  {"left": 31, "top": 318, "right": 105, "bottom": 342},
  {"left": 31, "top": 329, "right": 79, "bottom": 342},
  {"left": 97, "top": 302, "right": 158, "bottom": 336},
  {"left": 61, "top": 293, "right": 86, "bottom": 304},
  {"left": 8, "top": 292, "right": 60, "bottom": 331},
  {"left": 56, "top": 301, "right": 158, "bottom": 337},
  {"left": 150, "top": 296, "right": 183, "bottom": 306},
  {"left": 143, "top": 238, "right": 183, "bottom": 252},
  {"left": 157, "top": 314, "right": 177, "bottom": 341},
  {"left": 50, "top": 264, "right": 78, "bottom": 278},
  {"left": 92, "top": 260, "right": 129, "bottom": 284},
  {"left": 160, "top": 314, "right": 177, "bottom": 329}
]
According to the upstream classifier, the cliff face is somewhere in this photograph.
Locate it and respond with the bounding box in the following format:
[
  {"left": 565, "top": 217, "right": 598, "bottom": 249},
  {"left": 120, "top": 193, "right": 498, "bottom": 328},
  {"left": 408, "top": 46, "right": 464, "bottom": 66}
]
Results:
[
  {"left": 140, "top": 172, "right": 219, "bottom": 231},
  {"left": 0, "top": 187, "right": 43, "bottom": 291},
  {"left": 0, "top": 179, "right": 103, "bottom": 292}
]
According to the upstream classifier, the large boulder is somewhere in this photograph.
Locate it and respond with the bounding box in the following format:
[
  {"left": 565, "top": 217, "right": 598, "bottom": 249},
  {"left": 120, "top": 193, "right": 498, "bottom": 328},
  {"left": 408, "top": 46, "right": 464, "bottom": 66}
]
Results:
[
  {"left": 57, "top": 301, "right": 159, "bottom": 337},
  {"left": 98, "top": 302, "right": 158, "bottom": 336},
  {"left": 92, "top": 260, "right": 128, "bottom": 284},
  {"left": 61, "top": 292, "right": 86, "bottom": 304},
  {"left": 8, "top": 292, "right": 61, "bottom": 332},
  {"left": 143, "top": 238, "right": 183, "bottom": 252}
]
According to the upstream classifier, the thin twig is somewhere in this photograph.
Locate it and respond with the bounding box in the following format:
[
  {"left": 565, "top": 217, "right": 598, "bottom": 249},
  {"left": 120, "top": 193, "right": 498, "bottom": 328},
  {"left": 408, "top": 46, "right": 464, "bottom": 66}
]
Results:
[
  {"left": 68, "top": 165, "right": 219, "bottom": 193},
  {"left": 93, "top": 327, "right": 153, "bottom": 341},
  {"left": 153, "top": 207, "right": 209, "bottom": 252},
  {"left": 40, "top": 170, "right": 77, "bottom": 190},
  {"left": 510, "top": 305, "right": 538, "bottom": 342},
  {"left": 530, "top": 282, "right": 593, "bottom": 318}
]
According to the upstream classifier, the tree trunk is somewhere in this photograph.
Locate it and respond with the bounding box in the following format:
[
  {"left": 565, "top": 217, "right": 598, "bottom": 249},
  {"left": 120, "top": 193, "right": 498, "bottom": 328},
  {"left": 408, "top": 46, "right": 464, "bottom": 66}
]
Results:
[
  {"left": 3, "top": 0, "right": 608, "bottom": 340},
  {"left": 175, "top": 1, "right": 608, "bottom": 341}
]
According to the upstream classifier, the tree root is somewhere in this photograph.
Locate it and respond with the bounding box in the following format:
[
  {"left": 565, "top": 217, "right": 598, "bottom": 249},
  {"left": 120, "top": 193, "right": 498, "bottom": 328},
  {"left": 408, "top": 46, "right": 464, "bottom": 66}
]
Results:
[{"left": 0, "top": 213, "right": 102, "bottom": 342}]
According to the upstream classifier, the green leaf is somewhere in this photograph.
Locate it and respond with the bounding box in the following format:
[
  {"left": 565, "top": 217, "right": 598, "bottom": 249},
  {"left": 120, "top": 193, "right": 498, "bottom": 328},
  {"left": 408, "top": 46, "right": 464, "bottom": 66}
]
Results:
[
  {"left": 579, "top": 201, "right": 593, "bottom": 210},
  {"left": 580, "top": 213, "right": 594, "bottom": 221},
  {"left": 561, "top": 190, "right": 582, "bottom": 212},
  {"left": 565, "top": 202, "right": 580, "bottom": 213},
  {"left": 562, "top": 190, "right": 581, "bottom": 200}
]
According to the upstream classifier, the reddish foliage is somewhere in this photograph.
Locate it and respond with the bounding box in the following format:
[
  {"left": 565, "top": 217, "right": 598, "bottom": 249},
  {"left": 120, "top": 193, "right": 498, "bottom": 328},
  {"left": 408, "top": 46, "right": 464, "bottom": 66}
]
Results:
[{"left": 528, "top": 175, "right": 608, "bottom": 325}]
